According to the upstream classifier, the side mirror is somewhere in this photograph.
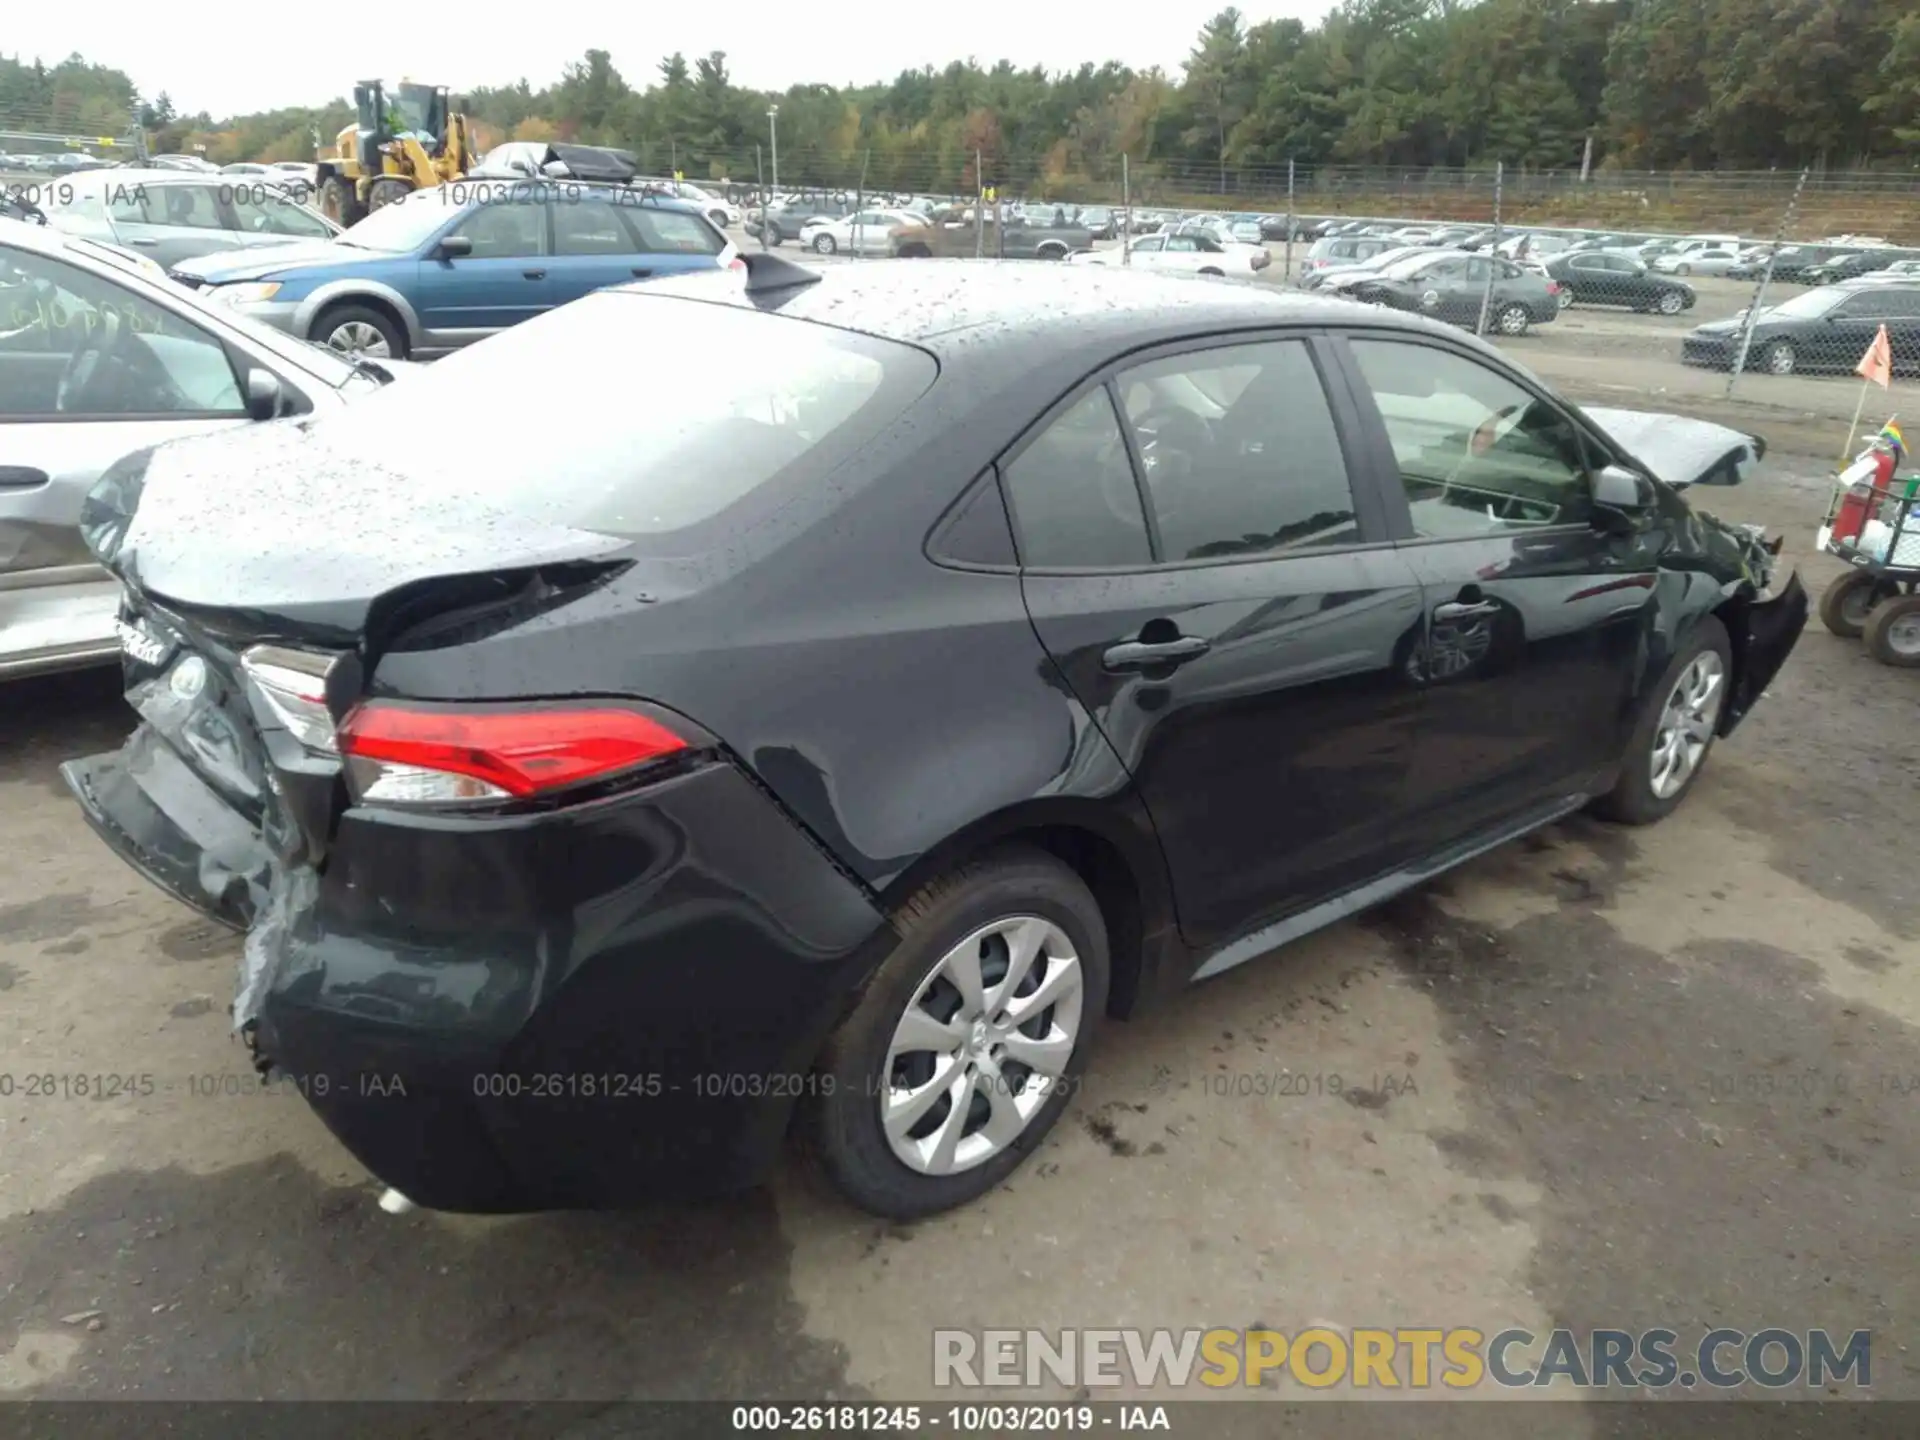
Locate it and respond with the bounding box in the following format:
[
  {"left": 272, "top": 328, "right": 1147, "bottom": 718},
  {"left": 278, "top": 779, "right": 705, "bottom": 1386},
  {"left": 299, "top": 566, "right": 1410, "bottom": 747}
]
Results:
[
  {"left": 436, "top": 234, "right": 473, "bottom": 259},
  {"left": 1593, "top": 463, "right": 1653, "bottom": 516},
  {"left": 245, "top": 368, "right": 284, "bottom": 421}
]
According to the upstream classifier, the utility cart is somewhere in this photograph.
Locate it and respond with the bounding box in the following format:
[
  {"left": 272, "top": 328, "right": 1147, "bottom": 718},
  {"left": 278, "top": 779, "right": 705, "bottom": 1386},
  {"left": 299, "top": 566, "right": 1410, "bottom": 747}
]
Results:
[{"left": 1815, "top": 475, "right": 1920, "bottom": 667}]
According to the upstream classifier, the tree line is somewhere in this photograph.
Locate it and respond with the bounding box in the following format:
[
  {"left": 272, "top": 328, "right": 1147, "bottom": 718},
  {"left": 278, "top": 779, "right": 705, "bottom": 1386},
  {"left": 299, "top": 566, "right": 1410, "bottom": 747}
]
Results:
[{"left": 4, "top": 0, "right": 1918, "bottom": 194}]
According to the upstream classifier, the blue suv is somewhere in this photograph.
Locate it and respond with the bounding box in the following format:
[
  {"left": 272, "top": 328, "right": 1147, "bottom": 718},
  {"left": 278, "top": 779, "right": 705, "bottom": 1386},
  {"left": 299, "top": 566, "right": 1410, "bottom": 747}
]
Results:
[{"left": 170, "top": 181, "right": 740, "bottom": 359}]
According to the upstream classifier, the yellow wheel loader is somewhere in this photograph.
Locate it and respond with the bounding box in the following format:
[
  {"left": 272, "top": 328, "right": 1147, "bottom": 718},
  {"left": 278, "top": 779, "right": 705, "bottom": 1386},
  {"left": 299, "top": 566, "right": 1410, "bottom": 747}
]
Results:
[{"left": 314, "top": 80, "right": 475, "bottom": 227}]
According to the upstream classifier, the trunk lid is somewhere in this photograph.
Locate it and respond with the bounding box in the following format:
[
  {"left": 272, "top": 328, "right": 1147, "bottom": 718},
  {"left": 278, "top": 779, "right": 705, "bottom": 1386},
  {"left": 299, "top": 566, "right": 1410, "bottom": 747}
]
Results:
[
  {"left": 87, "top": 418, "right": 632, "bottom": 636},
  {"left": 69, "top": 420, "right": 641, "bottom": 1029}
]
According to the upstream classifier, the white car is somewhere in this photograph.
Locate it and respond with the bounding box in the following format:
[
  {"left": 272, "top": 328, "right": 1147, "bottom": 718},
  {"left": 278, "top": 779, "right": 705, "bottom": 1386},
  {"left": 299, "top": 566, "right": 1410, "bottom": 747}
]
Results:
[
  {"left": 800, "top": 208, "right": 927, "bottom": 256},
  {"left": 0, "top": 216, "right": 417, "bottom": 679},
  {"left": 1654, "top": 246, "right": 1741, "bottom": 277},
  {"left": 652, "top": 180, "right": 741, "bottom": 230},
  {"left": 1170, "top": 220, "right": 1269, "bottom": 256},
  {"left": 1068, "top": 232, "right": 1269, "bottom": 278}
]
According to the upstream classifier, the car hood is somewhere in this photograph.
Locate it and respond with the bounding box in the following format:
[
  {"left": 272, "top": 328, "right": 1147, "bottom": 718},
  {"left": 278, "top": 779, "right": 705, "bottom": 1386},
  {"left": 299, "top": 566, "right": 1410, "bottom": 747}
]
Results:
[
  {"left": 171, "top": 240, "right": 356, "bottom": 283},
  {"left": 1583, "top": 406, "right": 1765, "bottom": 491}
]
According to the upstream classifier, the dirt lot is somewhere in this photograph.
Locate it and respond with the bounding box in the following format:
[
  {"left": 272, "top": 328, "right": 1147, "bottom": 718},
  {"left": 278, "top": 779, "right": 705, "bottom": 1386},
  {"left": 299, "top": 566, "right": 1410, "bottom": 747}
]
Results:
[{"left": 3, "top": 436, "right": 1918, "bottom": 1426}]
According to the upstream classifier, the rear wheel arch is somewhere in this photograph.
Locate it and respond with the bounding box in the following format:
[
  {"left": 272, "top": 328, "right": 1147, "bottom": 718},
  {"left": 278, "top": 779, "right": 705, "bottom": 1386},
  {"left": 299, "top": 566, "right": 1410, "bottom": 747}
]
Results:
[{"left": 874, "top": 812, "right": 1176, "bottom": 1022}]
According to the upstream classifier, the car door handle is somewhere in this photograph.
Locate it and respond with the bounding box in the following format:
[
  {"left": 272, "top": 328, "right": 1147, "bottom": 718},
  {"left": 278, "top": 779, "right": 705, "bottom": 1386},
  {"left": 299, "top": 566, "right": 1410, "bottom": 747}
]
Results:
[
  {"left": 0, "top": 466, "right": 49, "bottom": 489},
  {"left": 522, "top": 268, "right": 547, "bottom": 280},
  {"left": 128, "top": 237, "right": 159, "bottom": 247},
  {"left": 630, "top": 267, "right": 653, "bottom": 278},
  {"left": 1434, "top": 600, "right": 1500, "bottom": 621},
  {"left": 1102, "top": 635, "right": 1211, "bottom": 671}
]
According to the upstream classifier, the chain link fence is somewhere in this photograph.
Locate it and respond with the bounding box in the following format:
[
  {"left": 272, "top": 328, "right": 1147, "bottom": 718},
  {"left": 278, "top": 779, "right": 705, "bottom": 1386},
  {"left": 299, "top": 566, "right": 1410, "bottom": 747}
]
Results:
[
  {"left": 697, "top": 143, "right": 1915, "bottom": 407},
  {"left": 0, "top": 107, "right": 147, "bottom": 184}
]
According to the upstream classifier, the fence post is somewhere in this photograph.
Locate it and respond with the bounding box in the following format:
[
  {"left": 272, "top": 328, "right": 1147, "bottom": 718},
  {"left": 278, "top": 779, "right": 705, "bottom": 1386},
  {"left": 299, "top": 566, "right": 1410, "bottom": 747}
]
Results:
[
  {"left": 1727, "top": 167, "right": 1809, "bottom": 397},
  {"left": 975, "top": 149, "right": 984, "bottom": 258},
  {"left": 854, "top": 146, "right": 870, "bottom": 259},
  {"left": 1475, "top": 161, "right": 1505, "bottom": 339},
  {"left": 1121, "top": 154, "right": 1132, "bottom": 266},
  {"left": 1284, "top": 158, "right": 1296, "bottom": 282},
  {"left": 756, "top": 144, "right": 768, "bottom": 252}
]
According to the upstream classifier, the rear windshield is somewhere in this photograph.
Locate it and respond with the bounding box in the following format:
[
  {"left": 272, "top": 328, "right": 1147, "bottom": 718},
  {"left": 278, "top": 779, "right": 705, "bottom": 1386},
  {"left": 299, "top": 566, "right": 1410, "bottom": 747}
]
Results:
[{"left": 315, "top": 290, "right": 937, "bottom": 538}]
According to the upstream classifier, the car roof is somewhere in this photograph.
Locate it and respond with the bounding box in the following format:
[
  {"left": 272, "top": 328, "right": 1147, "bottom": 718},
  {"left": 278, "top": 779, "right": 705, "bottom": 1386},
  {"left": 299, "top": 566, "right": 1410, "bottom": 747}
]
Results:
[
  {"left": 620, "top": 258, "right": 1469, "bottom": 364},
  {"left": 1, "top": 213, "right": 85, "bottom": 254},
  {"left": 63, "top": 167, "right": 249, "bottom": 190}
]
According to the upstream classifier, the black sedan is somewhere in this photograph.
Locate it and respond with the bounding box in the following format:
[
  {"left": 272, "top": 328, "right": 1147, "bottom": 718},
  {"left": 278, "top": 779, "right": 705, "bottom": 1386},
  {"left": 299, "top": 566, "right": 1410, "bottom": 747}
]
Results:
[
  {"left": 1545, "top": 252, "right": 1695, "bottom": 314},
  {"left": 1803, "top": 249, "right": 1909, "bottom": 285},
  {"left": 1681, "top": 279, "right": 1920, "bottom": 376},
  {"left": 65, "top": 258, "right": 1805, "bottom": 1219},
  {"left": 1329, "top": 250, "right": 1562, "bottom": 335}
]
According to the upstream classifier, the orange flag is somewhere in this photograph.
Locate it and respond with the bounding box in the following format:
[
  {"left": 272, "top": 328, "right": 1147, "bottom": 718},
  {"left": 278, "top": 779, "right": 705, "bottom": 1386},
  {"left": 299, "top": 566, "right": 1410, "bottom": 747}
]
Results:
[{"left": 1857, "top": 324, "right": 1893, "bottom": 390}]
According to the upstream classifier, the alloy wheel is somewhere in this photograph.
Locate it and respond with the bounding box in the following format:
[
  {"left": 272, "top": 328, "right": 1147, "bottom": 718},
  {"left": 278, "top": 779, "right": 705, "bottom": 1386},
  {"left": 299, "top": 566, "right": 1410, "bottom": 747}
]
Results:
[
  {"left": 325, "top": 321, "right": 391, "bottom": 358},
  {"left": 1658, "top": 291, "right": 1683, "bottom": 315},
  {"left": 1765, "top": 341, "right": 1796, "bottom": 375},
  {"left": 1649, "top": 651, "right": 1724, "bottom": 799},
  {"left": 881, "top": 916, "right": 1084, "bottom": 1176}
]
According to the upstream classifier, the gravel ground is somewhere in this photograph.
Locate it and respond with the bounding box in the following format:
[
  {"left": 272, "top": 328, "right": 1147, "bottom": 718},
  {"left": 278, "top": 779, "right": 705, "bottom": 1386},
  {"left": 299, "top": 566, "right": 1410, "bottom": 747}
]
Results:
[{"left": 2, "top": 452, "right": 1917, "bottom": 1429}]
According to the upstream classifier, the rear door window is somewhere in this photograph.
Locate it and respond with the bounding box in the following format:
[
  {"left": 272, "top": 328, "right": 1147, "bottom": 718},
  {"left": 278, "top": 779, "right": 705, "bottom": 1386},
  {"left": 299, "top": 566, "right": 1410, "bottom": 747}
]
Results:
[
  {"left": 628, "top": 207, "right": 725, "bottom": 255},
  {"left": 553, "top": 195, "right": 634, "bottom": 255},
  {"left": 1113, "top": 340, "right": 1360, "bottom": 561},
  {"left": 1001, "top": 388, "right": 1152, "bottom": 568}
]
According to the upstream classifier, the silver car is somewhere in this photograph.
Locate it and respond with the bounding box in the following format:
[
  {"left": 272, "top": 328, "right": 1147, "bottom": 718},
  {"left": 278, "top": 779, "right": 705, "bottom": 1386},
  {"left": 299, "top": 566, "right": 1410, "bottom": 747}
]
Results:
[
  {"left": 36, "top": 169, "right": 339, "bottom": 269},
  {"left": 0, "top": 218, "right": 412, "bottom": 679}
]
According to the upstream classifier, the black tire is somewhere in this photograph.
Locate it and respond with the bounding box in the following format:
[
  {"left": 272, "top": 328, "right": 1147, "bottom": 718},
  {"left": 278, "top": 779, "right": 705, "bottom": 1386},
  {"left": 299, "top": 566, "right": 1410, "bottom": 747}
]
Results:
[
  {"left": 1817, "top": 569, "right": 1893, "bottom": 638},
  {"left": 806, "top": 846, "right": 1110, "bottom": 1219},
  {"left": 811, "top": 232, "right": 836, "bottom": 254},
  {"left": 898, "top": 242, "right": 932, "bottom": 259},
  {"left": 1592, "top": 616, "right": 1733, "bottom": 826},
  {"left": 317, "top": 175, "right": 365, "bottom": 228},
  {"left": 1761, "top": 339, "right": 1796, "bottom": 376},
  {"left": 1555, "top": 288, "right": 1573, "bottom": 312},
  {"left": 1674, "top": 263, "right": 1691, "bottom": 277},
  {"left": 366, "top": 177, "right": 411, "bottom": 211},
  {"left": 1861, "top": 593, "right": 1920, "bottom": 667},
  {"left": 1657, "top": 290, "right": 1684, "bottom": 315},
  {"left": 309, "top": 301, "right": 407, "bottom": 360},
  {"left": 1036, "top": 243, "right": 1067, "bottom": 261}
]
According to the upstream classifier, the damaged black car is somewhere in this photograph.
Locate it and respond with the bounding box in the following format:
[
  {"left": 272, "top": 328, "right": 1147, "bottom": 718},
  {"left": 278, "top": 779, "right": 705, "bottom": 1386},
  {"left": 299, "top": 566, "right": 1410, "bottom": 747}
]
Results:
[{"left": 64, "top": 258, "right": 1807, "bottom": 1220}]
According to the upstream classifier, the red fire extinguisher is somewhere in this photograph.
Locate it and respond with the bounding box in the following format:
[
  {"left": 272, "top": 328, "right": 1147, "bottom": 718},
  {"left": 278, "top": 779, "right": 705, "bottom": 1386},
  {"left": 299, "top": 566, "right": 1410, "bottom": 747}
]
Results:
[{"left": 1830, "top": 445, "right": 1896, "bottom": 546}]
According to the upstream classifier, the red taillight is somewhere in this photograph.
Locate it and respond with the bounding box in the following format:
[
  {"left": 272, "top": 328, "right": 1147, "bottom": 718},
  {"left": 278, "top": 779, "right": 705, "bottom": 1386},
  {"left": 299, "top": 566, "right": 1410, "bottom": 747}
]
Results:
[{"left": 338, "top": 701, "right": 688, "bottom": 807}]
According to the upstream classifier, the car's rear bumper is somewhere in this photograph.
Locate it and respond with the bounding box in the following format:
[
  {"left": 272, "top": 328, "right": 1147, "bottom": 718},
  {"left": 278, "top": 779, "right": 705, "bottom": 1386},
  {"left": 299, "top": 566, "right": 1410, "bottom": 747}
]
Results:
[{"left": 64, "top": 736, "right": 895, "bottom": 1211}]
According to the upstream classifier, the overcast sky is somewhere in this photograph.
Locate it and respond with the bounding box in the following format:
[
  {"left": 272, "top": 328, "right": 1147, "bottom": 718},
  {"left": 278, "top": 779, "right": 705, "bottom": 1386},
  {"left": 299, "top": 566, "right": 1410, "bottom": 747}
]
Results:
[{"left": 12, "top": 0, "right": 1335, "bottom": 118}]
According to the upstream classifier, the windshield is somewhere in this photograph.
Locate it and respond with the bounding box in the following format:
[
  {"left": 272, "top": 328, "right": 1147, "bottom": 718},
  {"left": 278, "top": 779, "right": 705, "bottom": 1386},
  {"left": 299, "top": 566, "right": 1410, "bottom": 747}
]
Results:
[
  {"left": 315, "top": 292, "right": 938, "bottom": 539},
  {"left": 1765, "top": 287, "right": 1848, "bottom": 321},
  {"left": 1379, "top": 252, "right": 1451, "bottom": 279},
  {"left": 335, "top": 187, "right": 451, "bottom": 251}
]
